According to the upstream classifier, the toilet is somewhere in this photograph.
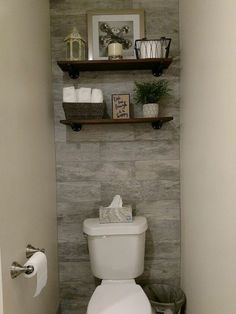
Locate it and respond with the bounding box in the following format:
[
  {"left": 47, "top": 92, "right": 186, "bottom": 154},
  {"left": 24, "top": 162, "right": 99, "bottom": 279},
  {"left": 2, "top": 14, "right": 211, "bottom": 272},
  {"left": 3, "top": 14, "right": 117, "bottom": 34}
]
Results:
[{"left": 83, "top": 216, "right": 152, "bottom": 314}]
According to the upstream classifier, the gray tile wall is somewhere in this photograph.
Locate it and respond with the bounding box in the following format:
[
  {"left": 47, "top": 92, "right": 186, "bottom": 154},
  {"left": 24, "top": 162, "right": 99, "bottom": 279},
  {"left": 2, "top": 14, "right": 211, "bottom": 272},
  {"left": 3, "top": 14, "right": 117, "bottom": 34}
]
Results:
[{"left": 50, "top": 1, "right": 180, "bottom": 313}]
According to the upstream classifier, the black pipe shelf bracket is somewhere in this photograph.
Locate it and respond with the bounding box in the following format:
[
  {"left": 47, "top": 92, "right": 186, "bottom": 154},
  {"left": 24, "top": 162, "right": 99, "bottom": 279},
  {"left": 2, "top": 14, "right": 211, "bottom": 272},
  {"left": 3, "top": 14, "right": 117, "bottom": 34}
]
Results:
[
  {"left": 68, "top": 64, "right": 80, "bottom": 79},
  {"left": 152, "top": 63, "right": 165, "bottom": 77},
  {"left": 152, "top": 120, "right": 163, "bottom": 129},
  {"left": 71, "top": 123, "right": 82, "bottom": 132}
]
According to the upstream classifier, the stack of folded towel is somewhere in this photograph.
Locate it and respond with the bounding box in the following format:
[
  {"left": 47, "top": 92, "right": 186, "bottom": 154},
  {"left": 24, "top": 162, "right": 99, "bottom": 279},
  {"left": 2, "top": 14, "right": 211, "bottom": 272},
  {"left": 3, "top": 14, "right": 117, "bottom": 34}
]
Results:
[
  {"left": 63, "top": 86, "right": 103, "bottom": 103},
  {"left": 99, "top": 195, "right": 133, "bottom": 224}
]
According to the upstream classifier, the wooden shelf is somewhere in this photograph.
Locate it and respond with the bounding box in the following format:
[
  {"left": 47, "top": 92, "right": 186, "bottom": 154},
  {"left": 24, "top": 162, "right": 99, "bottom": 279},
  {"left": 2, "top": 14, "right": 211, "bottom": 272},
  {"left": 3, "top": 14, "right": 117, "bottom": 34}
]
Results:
[
  {"left": 57, "top": 58, "right": 172, "bottom": 79},
  {"left": 60, "top": 117, "right": 173, "bottom": 132}
]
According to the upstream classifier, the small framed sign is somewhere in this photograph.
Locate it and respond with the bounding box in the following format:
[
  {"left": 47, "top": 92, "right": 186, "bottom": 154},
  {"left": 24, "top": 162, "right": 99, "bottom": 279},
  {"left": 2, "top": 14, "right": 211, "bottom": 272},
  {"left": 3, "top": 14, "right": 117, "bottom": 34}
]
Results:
[{"left": 112, "top": 94, "right": 130, "bottom": 119}]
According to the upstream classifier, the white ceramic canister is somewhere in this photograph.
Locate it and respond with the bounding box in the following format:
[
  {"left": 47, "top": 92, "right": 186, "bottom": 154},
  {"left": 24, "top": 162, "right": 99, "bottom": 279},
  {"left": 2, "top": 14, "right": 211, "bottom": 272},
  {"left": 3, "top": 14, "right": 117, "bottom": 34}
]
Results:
[{"left": 143, "top": 103, "right": 159, "bottom": 118}]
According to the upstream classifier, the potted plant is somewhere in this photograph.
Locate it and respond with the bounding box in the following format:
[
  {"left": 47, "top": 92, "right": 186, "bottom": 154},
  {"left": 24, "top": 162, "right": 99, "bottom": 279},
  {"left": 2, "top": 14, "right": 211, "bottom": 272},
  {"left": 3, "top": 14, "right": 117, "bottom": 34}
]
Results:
[{"left": 133, "top": 79, "right": 170, "bottom": 117}]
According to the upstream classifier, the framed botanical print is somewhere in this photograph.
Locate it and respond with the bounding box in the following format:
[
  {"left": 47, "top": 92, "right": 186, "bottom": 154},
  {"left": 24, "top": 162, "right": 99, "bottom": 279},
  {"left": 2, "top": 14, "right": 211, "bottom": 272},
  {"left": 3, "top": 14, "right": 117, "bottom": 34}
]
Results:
[
  {"left": 87, "top": 9, "right": 145, "bottom": 60},
  {"left": 112, "top": 94, "right": 130, "bottom": 119}
]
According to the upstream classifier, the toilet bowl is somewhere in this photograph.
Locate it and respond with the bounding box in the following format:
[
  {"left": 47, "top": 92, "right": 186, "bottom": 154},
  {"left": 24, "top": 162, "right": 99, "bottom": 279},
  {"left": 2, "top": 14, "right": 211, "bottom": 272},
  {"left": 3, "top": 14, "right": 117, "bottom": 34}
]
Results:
[
  {"left": 87, "top": 280, "right": 152, "bottom": 314},
  {"left": 83, "top": 217, "right": 151, "bottom": 314}
]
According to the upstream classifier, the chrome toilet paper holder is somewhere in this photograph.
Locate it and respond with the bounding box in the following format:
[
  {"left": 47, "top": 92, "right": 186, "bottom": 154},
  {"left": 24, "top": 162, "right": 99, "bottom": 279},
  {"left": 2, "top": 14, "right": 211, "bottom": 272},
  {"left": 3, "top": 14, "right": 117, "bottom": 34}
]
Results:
[
  {"left": 10, "top": 244, "right": 45, "bottom": 279},
  {"left": 10, "top": 262, "right": 34, "bottom": 279},
  {"left": 26, "top": 244, "right": 45, "bottom": 258}
]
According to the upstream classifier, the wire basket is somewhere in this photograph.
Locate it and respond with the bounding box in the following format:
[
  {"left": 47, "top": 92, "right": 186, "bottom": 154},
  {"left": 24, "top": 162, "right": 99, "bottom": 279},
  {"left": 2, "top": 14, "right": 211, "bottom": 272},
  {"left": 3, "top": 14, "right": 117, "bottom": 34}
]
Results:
[
  {"left": 63, "top": 102, "right": 105, "bottom": 120},
  {"left": 135, "top": 37, "right": 171, "bottom": 59}
]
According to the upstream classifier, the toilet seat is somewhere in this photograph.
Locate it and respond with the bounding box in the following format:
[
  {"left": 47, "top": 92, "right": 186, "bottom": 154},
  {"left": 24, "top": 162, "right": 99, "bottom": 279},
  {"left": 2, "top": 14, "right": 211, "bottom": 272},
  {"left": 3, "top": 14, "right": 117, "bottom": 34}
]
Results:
[{"left": 87, "top": 281, "right": 152, "bottom": 314}]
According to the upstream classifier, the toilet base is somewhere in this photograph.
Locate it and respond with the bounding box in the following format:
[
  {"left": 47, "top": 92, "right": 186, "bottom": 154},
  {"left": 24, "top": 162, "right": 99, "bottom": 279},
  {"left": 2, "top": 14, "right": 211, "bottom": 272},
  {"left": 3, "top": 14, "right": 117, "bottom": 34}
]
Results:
[{"left": 87, "top": 279, "right": 152, "bottom": 314}]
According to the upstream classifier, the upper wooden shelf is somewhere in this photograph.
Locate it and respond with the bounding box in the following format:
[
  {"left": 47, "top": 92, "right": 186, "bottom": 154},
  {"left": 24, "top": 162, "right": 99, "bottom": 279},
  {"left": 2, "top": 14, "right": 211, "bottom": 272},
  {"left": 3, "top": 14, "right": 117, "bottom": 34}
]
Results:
[{"left": 57, "top": 58, "right": 172, "bottom": 79}]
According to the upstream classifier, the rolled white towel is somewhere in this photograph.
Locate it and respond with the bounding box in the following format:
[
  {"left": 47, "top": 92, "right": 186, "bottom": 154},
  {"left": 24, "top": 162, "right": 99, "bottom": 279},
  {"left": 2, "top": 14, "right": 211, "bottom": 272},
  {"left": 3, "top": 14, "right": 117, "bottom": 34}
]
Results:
[
  {"left": 76, "top": 87, "right": 92, "bottom": 103},
  {"left": 91, "top": 88, "right": 103, "bottom": 103},
  {"left": 140, "top": 40, "right": 162, "bottom": 58},
  {"left": 63, "top": 86, "right": 76, "bottom": 102}
]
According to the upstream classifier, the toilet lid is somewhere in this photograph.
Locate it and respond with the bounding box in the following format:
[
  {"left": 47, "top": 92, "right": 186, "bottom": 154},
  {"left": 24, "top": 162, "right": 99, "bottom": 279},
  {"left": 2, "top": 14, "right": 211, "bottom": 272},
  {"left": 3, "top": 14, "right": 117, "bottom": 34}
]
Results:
[{"left": 87, "top": 283, "right": 152, "bottom": 314}]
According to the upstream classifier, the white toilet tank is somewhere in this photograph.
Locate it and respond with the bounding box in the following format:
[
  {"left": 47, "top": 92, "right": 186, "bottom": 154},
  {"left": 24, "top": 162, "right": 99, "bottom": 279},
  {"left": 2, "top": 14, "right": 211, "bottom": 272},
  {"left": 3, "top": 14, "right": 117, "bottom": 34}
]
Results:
[{"left": 83, "top": 216, "right": 148, "bottom": 280}]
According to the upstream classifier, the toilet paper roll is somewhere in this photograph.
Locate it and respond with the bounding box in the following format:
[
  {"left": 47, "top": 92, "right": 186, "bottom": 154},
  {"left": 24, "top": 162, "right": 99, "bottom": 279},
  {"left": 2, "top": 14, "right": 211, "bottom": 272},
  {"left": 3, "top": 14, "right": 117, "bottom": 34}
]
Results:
[{"left": 24, "top": 252, "right": 47, "bottom": 297}]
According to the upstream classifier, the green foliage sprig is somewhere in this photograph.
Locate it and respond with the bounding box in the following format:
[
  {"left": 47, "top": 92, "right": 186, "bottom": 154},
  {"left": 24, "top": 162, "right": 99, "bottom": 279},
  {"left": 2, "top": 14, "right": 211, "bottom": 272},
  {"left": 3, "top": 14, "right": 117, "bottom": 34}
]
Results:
[{"left": 133, "top": 79, "right": 170, "bottom": 105}]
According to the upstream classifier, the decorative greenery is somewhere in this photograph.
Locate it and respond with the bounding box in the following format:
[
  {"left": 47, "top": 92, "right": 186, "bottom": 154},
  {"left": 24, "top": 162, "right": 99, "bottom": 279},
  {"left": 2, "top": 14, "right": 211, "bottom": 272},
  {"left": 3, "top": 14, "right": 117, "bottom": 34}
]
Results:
[{"left": 133, "top": 79, "right": 170, "bottom": 105}]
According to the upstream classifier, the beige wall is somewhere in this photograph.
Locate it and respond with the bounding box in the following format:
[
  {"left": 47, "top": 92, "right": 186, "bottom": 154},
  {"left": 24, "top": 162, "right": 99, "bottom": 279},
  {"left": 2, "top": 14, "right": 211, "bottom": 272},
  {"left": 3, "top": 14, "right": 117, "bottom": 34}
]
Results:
[
  {"left": 180, "top": 0, "right": 236, "bottom": 313},
  {"left": 0, "top": 251, "right": 3, "bottom": 314},
  {"left": 0, "top": 1, "right": 59, "bottom": 313}
]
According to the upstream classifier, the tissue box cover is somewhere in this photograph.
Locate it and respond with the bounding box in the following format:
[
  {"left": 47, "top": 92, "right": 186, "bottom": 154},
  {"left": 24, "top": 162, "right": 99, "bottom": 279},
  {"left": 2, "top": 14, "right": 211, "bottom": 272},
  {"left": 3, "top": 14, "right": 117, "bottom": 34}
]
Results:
[{"left": 99, "top": 205, "right": 132, "bottom": 223}]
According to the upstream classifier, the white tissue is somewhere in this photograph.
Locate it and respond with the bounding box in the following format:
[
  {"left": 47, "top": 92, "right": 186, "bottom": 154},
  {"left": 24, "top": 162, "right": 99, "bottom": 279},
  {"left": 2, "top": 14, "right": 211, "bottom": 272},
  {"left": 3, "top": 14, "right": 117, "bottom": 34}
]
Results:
[
  {"left": 76, "top": 87, "right": 92, "bottom": 102},
  {"left": 109, "top": 195, "right": 123, "bottom": 208},
  {"left": 91, "top": 88, "right": 103, "bottom": 103},
  {"left": 24, "top": 252, "right": 47, "bottom": 297},
  {"left": 63, "top": 86, "right": 77, "bottom": 102}
]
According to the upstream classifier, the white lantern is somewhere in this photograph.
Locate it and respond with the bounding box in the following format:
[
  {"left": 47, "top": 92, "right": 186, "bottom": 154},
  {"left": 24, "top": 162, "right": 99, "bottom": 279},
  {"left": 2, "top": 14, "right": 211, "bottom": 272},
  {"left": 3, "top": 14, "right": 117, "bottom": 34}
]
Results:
[{"left": 64, "top": 27, "right": 86, "bottom": 61}]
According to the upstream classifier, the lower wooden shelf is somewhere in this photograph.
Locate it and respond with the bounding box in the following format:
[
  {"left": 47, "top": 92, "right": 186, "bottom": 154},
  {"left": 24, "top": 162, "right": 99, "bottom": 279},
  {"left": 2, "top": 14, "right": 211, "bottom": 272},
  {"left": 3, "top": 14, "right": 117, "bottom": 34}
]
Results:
[{"left": 60, "top": 117, "right": 173, "bottom": 132}]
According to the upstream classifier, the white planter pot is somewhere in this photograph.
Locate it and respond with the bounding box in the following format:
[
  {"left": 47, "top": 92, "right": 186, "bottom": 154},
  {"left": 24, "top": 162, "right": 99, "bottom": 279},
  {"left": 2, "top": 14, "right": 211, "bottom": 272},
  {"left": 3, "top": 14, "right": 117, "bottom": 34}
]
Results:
[{"left": 143, "top": 103, "right": 159, "bottom": 118}]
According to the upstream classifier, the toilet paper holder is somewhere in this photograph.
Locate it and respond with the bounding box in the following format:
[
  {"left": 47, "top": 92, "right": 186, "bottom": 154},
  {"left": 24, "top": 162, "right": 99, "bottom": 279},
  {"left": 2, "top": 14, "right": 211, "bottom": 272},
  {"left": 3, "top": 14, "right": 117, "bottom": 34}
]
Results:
[
  {"left": 10, "top": 244, "right": 45, "bottom": 279},
  {"left": 26, "top": 244, "right": 45, "bottom": 259},
  {"left": 10, "top": 262, "right": 34, "bottom": 279}
]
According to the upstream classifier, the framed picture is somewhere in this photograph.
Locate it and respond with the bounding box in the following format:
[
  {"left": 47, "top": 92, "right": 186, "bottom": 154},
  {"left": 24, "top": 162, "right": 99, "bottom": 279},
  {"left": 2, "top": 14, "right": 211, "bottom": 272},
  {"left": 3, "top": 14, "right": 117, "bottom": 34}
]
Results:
[
  {"left": 87, "top": 9, "right": 145, "bottom": 60},
  {"left": 112, "top": 94, "right": 130, "bottom": 119}
]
